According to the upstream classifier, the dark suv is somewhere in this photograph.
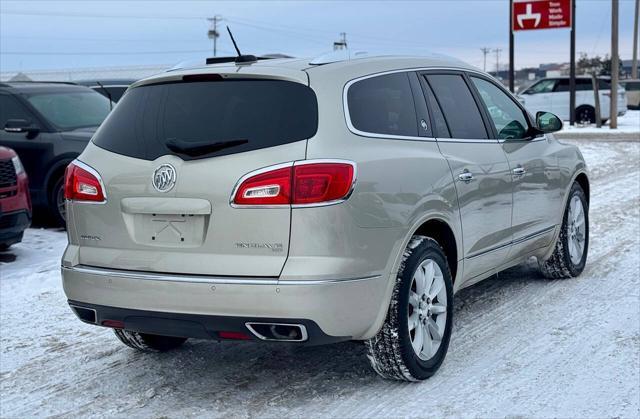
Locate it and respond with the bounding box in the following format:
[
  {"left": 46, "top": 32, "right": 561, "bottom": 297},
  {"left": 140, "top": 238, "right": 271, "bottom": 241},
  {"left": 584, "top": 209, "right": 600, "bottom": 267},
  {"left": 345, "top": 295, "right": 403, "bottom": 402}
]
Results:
[{"left": 0, "top": 82, "right": 111, "bottom": 224}]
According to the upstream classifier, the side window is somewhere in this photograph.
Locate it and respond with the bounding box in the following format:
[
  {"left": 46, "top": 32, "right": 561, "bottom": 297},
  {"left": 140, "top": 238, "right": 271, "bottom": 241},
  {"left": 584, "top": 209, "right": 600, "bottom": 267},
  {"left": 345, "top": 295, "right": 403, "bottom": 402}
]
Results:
[
  {"left": 553, "top": 79, "right": 570, "bottom": 92},
  {"left": 422, "top": 81, "right": 451, "bottom": 138},
  {"left": 471, "top": 77, "right": 530, "bottom": 140},
  {"left": 425, "top": 74, "right": 488, "bottom": 139},
  {"left": 575, "top": 79, "right": 593, "bottom": 91},
  {"left": 347, "top": 72, "right": 418, "bottom": 137},
  {"left": 527, "top": 79, "right": 556, "bottom": 94},
  {"left": 0, "top": 94, "right": 34, "bottom": 128}
]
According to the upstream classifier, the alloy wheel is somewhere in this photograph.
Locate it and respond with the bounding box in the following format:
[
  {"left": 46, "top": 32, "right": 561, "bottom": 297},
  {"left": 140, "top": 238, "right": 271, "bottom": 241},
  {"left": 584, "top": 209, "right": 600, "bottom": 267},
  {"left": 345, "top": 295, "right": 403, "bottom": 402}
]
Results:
[{"left": 407, "top": 258, "right": 447, "bottom": 361}]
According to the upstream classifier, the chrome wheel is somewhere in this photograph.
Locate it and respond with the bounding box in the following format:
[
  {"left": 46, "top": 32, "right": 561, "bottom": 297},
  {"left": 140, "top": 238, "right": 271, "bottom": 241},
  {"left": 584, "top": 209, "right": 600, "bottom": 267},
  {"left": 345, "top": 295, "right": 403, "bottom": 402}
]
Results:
[
  {"left": 567, "top": 195, "right": 586, "bottom": 265},
  {"left": 408, "top": 258, "right": 447, "bottom": 361}
]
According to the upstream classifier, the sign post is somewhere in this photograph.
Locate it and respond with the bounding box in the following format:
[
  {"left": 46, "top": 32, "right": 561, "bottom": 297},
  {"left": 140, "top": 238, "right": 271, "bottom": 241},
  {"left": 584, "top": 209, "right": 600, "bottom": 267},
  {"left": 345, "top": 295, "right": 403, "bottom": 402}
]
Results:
[{"left": 511, "top": 0, "right": 574, "bottom": 122}]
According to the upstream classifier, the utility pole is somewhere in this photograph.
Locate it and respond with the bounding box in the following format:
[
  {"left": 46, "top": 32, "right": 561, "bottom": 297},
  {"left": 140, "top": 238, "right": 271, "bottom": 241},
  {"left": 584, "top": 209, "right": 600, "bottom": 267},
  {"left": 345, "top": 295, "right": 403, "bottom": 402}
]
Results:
[
  {"left": 207, "top": 15, "right": 223, "bottom": 56},
  {"left": 632, "top": 0, "right": 639, "bottom": 79},
  {"left": 509, "top": 0, "right": 515, "bottom": 92},
  {"left": 610, "top": 0, "right": 619, "bottom": 129},
  {"left": 481, "top": 47, "right": 491, "bottom": 72},
  {"left": 569, "top": 0, "right": 576, "bottom": 126},
  {"left": 333, "top": 32, "right": 347, "bottom": 50},
  {"left": 493, "top": 48, "right": 502, "bottom": 78}
]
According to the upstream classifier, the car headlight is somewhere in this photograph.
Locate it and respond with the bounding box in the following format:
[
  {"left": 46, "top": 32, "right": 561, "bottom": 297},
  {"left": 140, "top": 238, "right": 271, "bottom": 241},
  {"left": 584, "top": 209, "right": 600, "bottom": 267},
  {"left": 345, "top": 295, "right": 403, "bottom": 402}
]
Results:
[{"left": 11, "top": 155, "right": 24, "bottom": 175}]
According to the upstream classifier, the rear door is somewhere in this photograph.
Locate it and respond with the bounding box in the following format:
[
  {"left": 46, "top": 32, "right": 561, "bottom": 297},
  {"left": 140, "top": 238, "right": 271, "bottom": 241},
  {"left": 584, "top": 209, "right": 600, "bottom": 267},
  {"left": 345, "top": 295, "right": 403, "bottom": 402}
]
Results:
[
  {"left": 420, "top": 72, "right": 513, "bottom": 283},
  {"left": 69, "top": 76, "right": 317, "bottom": 277}
]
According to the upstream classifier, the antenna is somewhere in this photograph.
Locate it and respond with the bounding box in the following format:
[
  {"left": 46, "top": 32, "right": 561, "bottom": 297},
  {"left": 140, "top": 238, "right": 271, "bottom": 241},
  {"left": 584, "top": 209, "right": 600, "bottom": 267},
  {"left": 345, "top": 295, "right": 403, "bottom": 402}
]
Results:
[
  {"left": 227, "top": 26, "right": 242, "bottom": 57},
  {"left": 226, "top": 26, "right": 257, "bottom": 64}
]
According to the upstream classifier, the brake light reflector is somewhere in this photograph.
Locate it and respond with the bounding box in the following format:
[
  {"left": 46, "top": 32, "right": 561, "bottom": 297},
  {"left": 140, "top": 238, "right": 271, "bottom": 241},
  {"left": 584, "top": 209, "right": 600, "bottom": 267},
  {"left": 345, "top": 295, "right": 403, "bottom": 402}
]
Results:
[
  {"left": 231, "top": 161, "right": 355, "bottom": 207},
  {"left": 64, "top": 162, "right": 106, "bottom": 202}
]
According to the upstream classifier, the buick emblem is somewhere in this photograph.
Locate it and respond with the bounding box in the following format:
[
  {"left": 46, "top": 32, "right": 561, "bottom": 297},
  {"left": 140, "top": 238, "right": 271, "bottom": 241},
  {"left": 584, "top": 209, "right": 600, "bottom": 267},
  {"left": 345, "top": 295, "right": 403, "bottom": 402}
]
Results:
[{"left": 152, "top": 164, "right": 177, "bottom": 192}]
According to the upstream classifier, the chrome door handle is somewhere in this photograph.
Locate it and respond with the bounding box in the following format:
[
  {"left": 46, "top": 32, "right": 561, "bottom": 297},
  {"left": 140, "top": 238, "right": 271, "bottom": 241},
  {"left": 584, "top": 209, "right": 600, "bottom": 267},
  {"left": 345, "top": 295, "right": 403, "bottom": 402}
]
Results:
[
  {"left": 512, "top": 166, "right": 526, "bottom": 177},
  {"left": 457, "top": 171, "right": 475, "bottom": 183}
]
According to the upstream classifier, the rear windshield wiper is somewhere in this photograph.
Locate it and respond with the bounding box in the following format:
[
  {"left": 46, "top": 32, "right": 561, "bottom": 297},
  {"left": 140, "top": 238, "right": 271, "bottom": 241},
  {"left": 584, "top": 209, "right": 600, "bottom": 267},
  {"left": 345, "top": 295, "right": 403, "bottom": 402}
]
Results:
[{"left": 166, "top": 138, "right": 248, "bottom": 157}]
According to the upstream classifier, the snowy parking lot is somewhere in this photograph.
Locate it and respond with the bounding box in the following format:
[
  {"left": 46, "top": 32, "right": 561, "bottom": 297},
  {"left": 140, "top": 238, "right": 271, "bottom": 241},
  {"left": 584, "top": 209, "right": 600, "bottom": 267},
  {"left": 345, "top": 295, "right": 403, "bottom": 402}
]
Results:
[{"left": 1, "top": 137, "right": 639, "bottom": 418}]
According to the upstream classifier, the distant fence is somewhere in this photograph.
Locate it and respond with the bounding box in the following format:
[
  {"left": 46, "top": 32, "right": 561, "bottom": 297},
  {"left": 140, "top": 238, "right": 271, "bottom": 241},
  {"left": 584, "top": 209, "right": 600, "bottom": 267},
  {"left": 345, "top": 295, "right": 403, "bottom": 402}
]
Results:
[{"left": 0, "top": 64, "right": 171, "bottom": 82}]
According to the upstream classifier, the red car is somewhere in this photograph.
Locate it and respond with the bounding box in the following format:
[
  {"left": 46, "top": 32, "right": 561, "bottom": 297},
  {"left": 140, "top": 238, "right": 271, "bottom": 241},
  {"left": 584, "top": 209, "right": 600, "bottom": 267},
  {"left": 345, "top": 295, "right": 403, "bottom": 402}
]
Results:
[{"left": 0, "top": 146, "right": 31, "bottom": 249}]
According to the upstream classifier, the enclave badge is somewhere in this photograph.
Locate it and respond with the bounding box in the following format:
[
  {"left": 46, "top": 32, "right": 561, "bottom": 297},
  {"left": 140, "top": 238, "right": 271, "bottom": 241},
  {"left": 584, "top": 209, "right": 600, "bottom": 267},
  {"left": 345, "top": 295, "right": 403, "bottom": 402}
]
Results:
[{"left": 152, "top": 164, "right": 177, "bottom": 192}]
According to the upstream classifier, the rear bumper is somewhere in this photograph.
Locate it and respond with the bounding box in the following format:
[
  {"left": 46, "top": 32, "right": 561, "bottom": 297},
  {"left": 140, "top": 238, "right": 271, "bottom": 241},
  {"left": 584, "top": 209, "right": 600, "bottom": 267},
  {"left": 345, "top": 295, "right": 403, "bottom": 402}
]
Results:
[{"left": 61, "top": 264, "right": 390, "bottom": 341}]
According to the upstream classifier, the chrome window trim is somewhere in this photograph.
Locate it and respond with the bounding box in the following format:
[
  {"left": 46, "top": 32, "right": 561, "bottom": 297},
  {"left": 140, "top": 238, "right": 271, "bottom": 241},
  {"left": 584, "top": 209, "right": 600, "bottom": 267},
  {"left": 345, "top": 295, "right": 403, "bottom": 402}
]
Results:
[
  {"left": 229, "top": 159, "right": 357, "bottom": 209},
  {"left": 68, "top": 159, "right": 108, "bottom": 205},
  {"left": 62, "top": 264, "right": 380, "bottom": 286},
  {"left": 342, "top": 66, "right": 508, "bottom": 144}
]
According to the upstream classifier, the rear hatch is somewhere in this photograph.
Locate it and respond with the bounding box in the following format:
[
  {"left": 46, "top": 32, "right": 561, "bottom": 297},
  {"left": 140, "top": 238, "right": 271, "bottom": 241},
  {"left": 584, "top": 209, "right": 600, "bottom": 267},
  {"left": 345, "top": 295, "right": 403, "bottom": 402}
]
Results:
[{"left": 68, "top": 71, "right": 317, "bottom": 277}]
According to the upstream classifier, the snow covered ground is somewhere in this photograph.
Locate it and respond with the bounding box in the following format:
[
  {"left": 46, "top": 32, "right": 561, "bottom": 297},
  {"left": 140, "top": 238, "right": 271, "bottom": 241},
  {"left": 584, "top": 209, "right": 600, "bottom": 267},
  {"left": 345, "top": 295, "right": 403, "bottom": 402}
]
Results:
[
  {"left": 1, "top": 139, "right": 639, "bottom": 418},
  {"left": 557, "top": 109, "right": 639, "bottom": 138}
]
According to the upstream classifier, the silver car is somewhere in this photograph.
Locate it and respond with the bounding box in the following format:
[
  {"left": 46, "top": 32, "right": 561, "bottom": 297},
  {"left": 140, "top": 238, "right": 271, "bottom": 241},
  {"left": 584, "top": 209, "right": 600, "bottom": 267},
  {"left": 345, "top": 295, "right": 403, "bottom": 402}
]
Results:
[{"left": 61, "top": 53, "right": 589, "bottom": 381}]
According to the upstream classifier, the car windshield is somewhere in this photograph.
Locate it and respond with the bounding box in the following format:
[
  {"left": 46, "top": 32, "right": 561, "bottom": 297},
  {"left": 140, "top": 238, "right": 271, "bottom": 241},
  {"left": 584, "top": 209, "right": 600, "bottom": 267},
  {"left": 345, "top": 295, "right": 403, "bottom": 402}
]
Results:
[{"left": 24, "top": 90, "right": 111, "bottom": 130}]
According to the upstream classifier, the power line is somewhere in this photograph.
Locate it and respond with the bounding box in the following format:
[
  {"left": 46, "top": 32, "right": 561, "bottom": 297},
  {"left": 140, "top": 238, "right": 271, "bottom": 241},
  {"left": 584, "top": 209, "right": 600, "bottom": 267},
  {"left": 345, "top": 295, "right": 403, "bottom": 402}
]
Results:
[{"left": 0, "top": 49, "right": 235, "bottom": 56}]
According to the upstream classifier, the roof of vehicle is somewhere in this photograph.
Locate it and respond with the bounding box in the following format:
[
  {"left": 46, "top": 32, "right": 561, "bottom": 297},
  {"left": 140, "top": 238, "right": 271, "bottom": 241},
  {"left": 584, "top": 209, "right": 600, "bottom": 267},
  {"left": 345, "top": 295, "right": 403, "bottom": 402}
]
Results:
[
  {"left": 74, "top": 79, "right": 137, "bottom": 87},
  {"left": 0, "top": 81, "right": 100, "bottom": 94},
  {"left": 133, "top": 52, "right": 478, "bottom": 88}
]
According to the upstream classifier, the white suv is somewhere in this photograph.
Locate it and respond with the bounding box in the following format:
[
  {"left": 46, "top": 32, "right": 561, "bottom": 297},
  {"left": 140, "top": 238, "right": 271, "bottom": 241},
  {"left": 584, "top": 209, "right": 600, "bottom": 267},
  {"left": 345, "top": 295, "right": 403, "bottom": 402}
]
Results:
[{"left": 518, "top": 76, "right": 627, "bottom": 123}]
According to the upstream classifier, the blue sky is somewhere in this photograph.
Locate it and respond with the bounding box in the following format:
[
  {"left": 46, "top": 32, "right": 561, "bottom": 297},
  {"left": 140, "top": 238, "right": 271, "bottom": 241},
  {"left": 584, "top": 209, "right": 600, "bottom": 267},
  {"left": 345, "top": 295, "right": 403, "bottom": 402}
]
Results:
[{"left": 0, "top": 0, "right": 637, "bottom": 72}]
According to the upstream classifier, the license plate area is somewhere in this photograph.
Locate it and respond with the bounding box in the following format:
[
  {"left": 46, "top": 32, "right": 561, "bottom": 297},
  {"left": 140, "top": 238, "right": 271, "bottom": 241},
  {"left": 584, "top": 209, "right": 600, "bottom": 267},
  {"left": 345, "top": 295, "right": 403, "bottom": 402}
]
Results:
[{"left": 124, "top": 213, "right": 209, "bottom": 247}]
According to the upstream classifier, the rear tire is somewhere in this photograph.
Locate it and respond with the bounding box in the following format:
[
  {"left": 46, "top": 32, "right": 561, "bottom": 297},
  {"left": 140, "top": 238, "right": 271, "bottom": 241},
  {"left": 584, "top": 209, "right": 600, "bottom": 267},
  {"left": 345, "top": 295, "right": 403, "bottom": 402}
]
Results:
[
  {"left": 365, "top": 236, "right": 453, "bottom": 381},
  {"left": 539, "top": 182, "right": 589, "bottom": 279},
  {"left": 113, "top": 329, "right": 187, "bottom": 352}
]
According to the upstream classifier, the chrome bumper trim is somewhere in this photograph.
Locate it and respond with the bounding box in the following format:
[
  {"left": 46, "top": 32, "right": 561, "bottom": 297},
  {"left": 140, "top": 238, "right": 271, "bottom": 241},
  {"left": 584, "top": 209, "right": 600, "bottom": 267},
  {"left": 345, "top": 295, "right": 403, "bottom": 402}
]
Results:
[{"left": 62, "top": 265, "right": 381, "bottom": 286}]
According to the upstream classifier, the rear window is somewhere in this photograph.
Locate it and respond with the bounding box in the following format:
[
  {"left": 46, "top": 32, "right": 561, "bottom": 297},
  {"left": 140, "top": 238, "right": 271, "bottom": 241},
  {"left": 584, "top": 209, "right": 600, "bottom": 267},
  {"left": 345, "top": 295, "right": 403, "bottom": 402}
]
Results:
[{"left": 92, "top": 79, "right": 318, "bottom": 161}]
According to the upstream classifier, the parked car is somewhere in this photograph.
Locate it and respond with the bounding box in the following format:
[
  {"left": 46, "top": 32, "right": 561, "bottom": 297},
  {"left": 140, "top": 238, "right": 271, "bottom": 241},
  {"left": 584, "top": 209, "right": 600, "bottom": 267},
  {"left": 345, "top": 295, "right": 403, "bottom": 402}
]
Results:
[
  {"left": 61, "top": 53, "right": 589, "bottom": 381},
  {"left": 620, "top": 79, "right": 640, "bottom": 110},
  {"left": 74, "top": 79, "right": 135, "bottom": 104},
  {"left": 518, "top": 76, "right": 627, "bottom": 123},
  {"left": 0, "top": 147, "right": 31, "bottom": 249},
  {"left": 0, "top": 82, "right": 111, "bottom": 224}
]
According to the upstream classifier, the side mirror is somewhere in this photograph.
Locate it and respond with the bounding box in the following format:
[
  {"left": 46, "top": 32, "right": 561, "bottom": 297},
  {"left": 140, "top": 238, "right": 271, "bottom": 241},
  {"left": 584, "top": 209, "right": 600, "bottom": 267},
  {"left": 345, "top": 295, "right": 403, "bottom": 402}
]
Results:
[
  {"left": 4, "top": 119, "right": 40, "bottom": 137},
  {"left": 535, "top": 111, "right": 563, "bottom": 133}
]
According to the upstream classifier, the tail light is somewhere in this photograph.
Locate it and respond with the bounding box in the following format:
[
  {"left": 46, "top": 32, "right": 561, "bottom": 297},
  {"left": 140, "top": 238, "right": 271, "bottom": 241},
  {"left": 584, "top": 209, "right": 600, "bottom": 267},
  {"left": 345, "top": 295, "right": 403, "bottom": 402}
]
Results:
[
  {"left": 64, "top": 161, "right": 106, "bottom": 202},
  {"left": 231, "top": 160, "right": 356, "bottom": 207}
]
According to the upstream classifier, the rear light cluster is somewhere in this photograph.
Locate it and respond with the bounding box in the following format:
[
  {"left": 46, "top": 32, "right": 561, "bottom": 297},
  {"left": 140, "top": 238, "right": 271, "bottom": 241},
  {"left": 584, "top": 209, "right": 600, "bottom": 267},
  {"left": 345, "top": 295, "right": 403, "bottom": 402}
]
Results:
[
  {"left": 64, "top": 161, "right": 106, "bottom": 202},
  {"left": 232, "top": 160, "right": 356, "bottom": 207}
]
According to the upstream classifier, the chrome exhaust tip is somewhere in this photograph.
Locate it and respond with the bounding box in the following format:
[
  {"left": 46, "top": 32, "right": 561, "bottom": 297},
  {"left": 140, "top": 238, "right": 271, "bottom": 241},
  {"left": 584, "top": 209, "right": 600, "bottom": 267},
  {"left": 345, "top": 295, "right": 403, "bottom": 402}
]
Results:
[{"left": 245, "top": 322, "right": 308, "bottom": 342}]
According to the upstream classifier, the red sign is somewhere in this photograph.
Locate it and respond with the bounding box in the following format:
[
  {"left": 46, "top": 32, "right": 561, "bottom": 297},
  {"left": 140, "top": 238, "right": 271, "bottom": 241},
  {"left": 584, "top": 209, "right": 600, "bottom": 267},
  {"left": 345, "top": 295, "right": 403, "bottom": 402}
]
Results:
[{"left": 512, "top": 0, "right": 572, "bottom": 31}]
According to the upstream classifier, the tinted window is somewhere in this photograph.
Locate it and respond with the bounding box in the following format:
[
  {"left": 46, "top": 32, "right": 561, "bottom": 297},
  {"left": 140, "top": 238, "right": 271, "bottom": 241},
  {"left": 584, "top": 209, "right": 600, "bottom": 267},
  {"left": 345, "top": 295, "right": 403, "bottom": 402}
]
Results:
[
  {"left": 422, "top": 81, "right": 450, "bottom": 138},
  {"left": 93, "top": 79, "right": 318, "bottom": 161},
  {"left": 554, "top": 79, "right": 595, "bottom": 92},
  {"left": 622, "top": 81, "right": 640, "bottom": 90},
  {"left": 347, "top": 72, "right": 418, "bottom": 137},
  {"left": 25, "top": 91, "right": 110, "bottom": 130},
  {"left": 526, "top": 79, "right": 556, "bottom": 94},
  {"left": 471, "top": 77, "right": 529, "bottom": 140},
  {"left": 426, "top": 74, "right": 488, "bottom": 139},
  {"left": 0, "top": 95, "right": 33, "bottom": 128}
]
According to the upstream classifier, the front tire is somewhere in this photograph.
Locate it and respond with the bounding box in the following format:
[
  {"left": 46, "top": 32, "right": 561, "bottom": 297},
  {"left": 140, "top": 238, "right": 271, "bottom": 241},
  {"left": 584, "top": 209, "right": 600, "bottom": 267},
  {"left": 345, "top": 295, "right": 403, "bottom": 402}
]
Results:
[
  {"left": 366, "top": 236, "right": 453, "bottom": 381},
  {"left": 113, "top": 329, "right": 187, "bottom": 352},
  {"left": 540, "top": 182, "right": 589, "bottom": 279},
  {"left": 576, "top": 106, "right": 596, "bottom": 124}
]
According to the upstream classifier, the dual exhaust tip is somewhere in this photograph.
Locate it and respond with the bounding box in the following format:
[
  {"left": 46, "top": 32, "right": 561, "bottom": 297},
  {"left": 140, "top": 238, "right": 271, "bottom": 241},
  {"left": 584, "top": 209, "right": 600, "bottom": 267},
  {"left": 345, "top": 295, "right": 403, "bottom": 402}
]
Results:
[{"left": 69, "top": 305, "right": 308, "bottom": 342}]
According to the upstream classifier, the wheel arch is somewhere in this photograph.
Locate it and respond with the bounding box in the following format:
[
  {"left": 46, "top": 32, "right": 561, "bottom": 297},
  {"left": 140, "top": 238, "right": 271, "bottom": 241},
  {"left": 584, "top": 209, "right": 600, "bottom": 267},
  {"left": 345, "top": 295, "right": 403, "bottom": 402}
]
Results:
[
  {"left": 412, "top": 218, "right": 459, "bottom": 284},
  {"left": 573, "top": 171, "right": 590, "bottom": 204}
]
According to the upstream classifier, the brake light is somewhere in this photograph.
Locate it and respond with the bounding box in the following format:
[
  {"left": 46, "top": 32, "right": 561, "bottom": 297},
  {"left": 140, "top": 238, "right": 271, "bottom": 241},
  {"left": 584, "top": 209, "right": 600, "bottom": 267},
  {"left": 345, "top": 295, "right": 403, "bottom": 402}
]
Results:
[
  {"left": 64, "top": 162, "right": 106, "bottom": 202},
  {"left": 231, "top": 161, "right": 355, "bottom": 206}
]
